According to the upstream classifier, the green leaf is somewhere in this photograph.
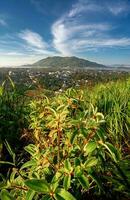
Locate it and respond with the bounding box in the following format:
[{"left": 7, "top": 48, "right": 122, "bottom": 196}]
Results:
[
  {"left": 0, "top": 86, "right": 3, "bottom": 96},
  {"left": 64, "top": 159, "right": 72, "bottom": 172},
  {"left": 84, "top": 141, "right": 97, "bottom": 155},
  {"left": 74, "top": 166, "right": 83, "bottom": 177},
  {"left": 21, "top": 159, "right": 37, "bottom": 169},
  {"left": 96, "top": 129, "right": 106, "bottom": 141},
  {"left": 51, "top": 171, "right": 62, "bottom": 191},
  {"left": 63, "top": 175, "right": 71, "bottom": 190},
  {"left": 0, "top": 189, "right": 15, "bottom": 200},
  {"left": 74, "top": 158, "right": 80, "bottom": 167},
  {"left": 54, "top": 193, "right": 64, "bottom": 200},
  {"left": 55, "top": 188, "right": 76, "bottom": 200},
  {"left": 0, "top": 182, "right": 7, "bottom": 189},
  {"left": 4, "top": 140, "right": 15, "bottom": 163},
  {"left": 78, "top": 175, "right": 89, "bottom": 189},
  {"left": 9, "top": 169, "right": 17, "bottom": 183},
  {"left": 7, "top": 76, "right": 15, "bottom": 89},
  {"left": 70, "top": 129, "right": 78, "bottom": 144},
  {"left": 26, "top": 189, "right": 35, "bottom": 200},
  {"left": 0, "top": 161, "right": 15, "bottom": 166},
  {"left": 25, "top": 179, "right": 50, "bottom": 194},
  {"left": 89, "top": 171, "right": 103, "bottom": 191},
  {"left": 101, "top": 142, "right": 120, "bottom": 162},
  {"left": 1, "top": 79, "right": 6, "bottom": 87},
  {"left": 24, "top": 144, "right": 37, "bottom": 156},
  {"left": 41, "top": 195, "right": 52, "bottom": 200},
  {"left": 84, "top": 157, "right": 98, "bottom": 168},
  {"left": 81, "top": 127, "right": 88, "bottom": 138}
]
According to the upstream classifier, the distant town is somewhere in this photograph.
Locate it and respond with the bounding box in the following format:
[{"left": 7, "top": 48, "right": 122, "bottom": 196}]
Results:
[{"left": 0, "top": 67, "right": 129, "bottom": 91}]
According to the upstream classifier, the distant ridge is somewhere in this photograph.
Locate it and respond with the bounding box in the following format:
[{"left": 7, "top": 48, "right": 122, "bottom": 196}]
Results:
[{"left": 30, "top": 56, "right": 106, "bottom": 69}]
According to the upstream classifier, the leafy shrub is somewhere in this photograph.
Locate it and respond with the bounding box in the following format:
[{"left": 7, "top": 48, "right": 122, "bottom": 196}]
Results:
[{"left": 0, "top": 79, "right": 130, "bottom": 199}]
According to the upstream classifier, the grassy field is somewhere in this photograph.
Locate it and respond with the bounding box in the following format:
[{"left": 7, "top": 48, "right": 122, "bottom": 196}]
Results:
[{"left": 0, "top": 76, "right": 130, "bottom": 200}]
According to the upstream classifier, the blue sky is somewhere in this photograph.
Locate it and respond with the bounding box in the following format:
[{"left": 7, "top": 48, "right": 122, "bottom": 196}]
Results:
[{"left": 0, "top": 0, "right": 130, "bottom": 66}]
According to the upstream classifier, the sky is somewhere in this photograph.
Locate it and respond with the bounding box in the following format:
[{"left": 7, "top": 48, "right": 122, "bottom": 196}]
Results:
[{"left": 0, "top": 0, "right": 130, "bottom": 66}]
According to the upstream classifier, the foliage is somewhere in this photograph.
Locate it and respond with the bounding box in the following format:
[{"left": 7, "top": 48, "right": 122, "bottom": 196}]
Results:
[
  {"left": 0, "top": 76, "right": 28, "bottom": 146},
  {"left": 0, "top": 76, "right": 30, "bottom": 180},
  {"left": 0, "top": 78, "right": 130, "bottom": 199}
]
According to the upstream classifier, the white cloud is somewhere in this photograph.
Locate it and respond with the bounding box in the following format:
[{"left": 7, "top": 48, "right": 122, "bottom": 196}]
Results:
[
  {"left": 5, "top": 51, "right": 25, "bottom": 56},
  {"left": 107, "top": 1, "right": 130, "bottom": 15},
  {"left": 52, "top": 16, "right": 111, "bottom": 55},
  {"left": 18, "top": 29, "right": 56, "bottom": 55},
  {"left": 0, "top": 18, "right": 7, "bottom": 26},
  {"left": 27, "top": 47, "right": 54, "bottom": 55},
  {"left": 68, "top": 0, "right": 102, "bottom": 17},
  {"left": 52, "top": 20, "right": 72, "bottom": 55},
  {"left": 0, "top": 29, "right": 56, "bottom": 66},
  {"left": 0, "top": 46, "right": 54, "bottom": 66},
  {"left": 74, "top": 38, "right": 130, "bottom": 49},
  {"left": 0, "top": 14, "right": 9, "bottom": 27},
  {"left": 51, "top": 0, "right": 130, "bottom": 55},
  {"left": 19, "top": 29, "right": 48, "bottom": 49},
  {"left": 108, "top": 6, "right": 126, "bottom": 15},
  {"left": 68, "top": 0, "right": 130, "bottom": 17}
]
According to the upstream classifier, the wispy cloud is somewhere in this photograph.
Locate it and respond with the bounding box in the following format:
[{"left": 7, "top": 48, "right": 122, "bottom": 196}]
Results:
[
  {"left": 68, "top": 0, "right": 130, "bottom": 17},
  {"left": 51, "top": 0, "right": 130, "bottom": 55},
  {"left": 19, "top": 29, "right": 48, "bottom": 49},
  {"left": 74, "top": 38, "right": 130, "bottom": 49},
  {"left": 0, "top": 29, "right": 55, "bottom": 66},
  {"left": 0, "top": 30, "right": 54, "bottom": 57},
  {"left": 5, "top": 51, "right": 25, "bottom": 56},
  {"left": 0, "top": 14, "right": 8, "bottom": 27},
  {"left": 68, "top": 0, "right": 102, "bottom": 17},
  {"left": 52, "top": 20, "right": 111, "bottom": 55},
  {"left": 18, "top": 29, "right": 56, "bottom": 56},
  {"left": 0, "top": 19, "right": 7, "bottom": 26},
  {"left": 107, "top": 1, "right": 130, "bottom": 16}
]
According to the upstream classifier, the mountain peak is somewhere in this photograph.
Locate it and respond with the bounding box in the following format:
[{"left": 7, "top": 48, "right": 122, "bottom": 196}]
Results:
[{"left": 31, "top": 56, "right": 105, "bottom": 69}]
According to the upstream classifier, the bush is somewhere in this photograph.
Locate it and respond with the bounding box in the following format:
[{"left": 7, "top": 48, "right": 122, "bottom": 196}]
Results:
[{"left": 0, "top": 79, "right": 130, "bottom": 199}]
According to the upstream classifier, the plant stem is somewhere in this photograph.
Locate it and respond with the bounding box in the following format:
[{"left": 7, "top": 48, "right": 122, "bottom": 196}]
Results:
[{"left": 57, "top": 120, "right": 61, "bottom": 169}]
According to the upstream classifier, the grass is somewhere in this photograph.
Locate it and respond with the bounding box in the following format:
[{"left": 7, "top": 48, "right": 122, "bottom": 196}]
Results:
[
  {"left": 0, "top": 77, "right": 130, "bottom": 200},
  {"left": 90, "top": 79, "right": 130, "bottom": 150}
]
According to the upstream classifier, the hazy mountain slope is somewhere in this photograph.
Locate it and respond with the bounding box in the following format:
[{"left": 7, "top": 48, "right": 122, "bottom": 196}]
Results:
[{"left": 31, "top": 56, "right": 106, "bottom": 68}]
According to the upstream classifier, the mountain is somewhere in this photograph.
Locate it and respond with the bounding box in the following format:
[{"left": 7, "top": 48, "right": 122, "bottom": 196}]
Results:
[
  {"left": 110, "top": 64, "right": 130, "bottom": 69},
  {"left": 30, "top": 56, "right": 106, "bottom": 69}
]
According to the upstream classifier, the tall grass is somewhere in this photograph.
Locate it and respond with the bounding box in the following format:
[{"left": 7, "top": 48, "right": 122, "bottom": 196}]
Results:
[
  {"left": 90, "top": 78, "right": 130, "bottom": 150},
  {"left": 0, "top": 75, "right": 30, "bottom": 178}
]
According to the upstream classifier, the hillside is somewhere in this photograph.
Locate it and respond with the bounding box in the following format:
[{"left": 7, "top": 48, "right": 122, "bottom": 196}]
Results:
[
  {"left": 31, "top": 56, "right": 106, "bottom": 69},
  {"left": 0, "top": 77, "right": 130, "bottom": 200}
]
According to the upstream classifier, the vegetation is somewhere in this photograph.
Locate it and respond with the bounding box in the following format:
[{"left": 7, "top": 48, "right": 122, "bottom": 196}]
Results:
[
  {"left": 0, "top": 76, "right": 130, "bottom": 200},
  {"left": 30, "top": 56, "right": 105, "bottom": 68}
]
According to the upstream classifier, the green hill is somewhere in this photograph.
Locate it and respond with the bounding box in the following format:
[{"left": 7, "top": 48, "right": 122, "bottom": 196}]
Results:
[{"left": 31, "top": 56, "right": 106, "bottom": 69}]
